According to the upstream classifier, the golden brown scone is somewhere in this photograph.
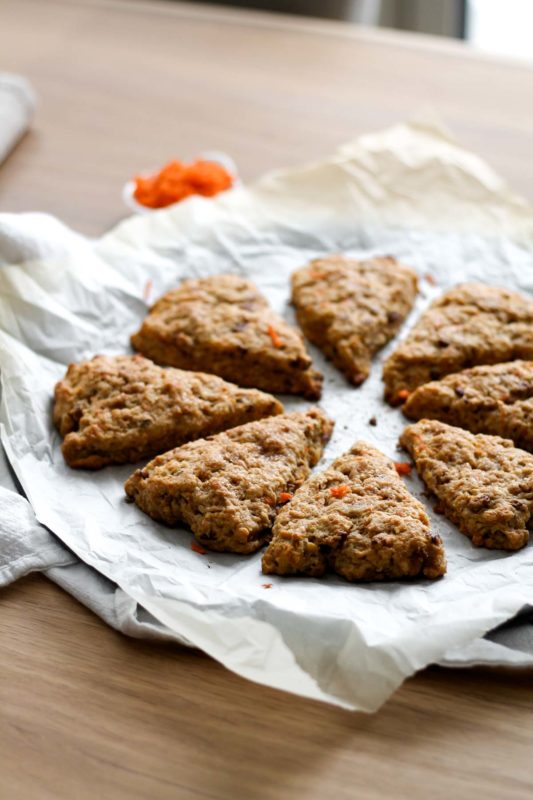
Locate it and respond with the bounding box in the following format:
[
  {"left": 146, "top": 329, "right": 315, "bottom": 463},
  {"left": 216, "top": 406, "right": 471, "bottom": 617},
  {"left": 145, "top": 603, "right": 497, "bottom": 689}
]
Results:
[
  {"left": 131, "top": 275, "right": 323, "bottom": 399},
  {"left": 291, "top": 255, "right": 418, "bottom": 385},
  {"left": 403, "top": 361, "right": 533, "bottom": 452},
  {"left": 400, "top": 419, "right": 533, "bottom": 551},
  {"left": 262, "top": 442, "right": 446, "bottom": 581},
  {"left": 383, "top": 282, "right": 533, "bottom": 405},
  {"left": 54, "top": 354, "right": 283, "bottom": 469},
  {"left": 124, "top": 409, "right": 334, "bottom": 554}
]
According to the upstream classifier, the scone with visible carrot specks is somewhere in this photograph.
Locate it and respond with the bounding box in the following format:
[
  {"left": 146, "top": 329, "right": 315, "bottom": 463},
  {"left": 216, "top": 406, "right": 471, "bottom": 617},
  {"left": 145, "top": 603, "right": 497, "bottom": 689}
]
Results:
[
  {"left": 54, "top": 354, "right": 283, "bottom": 469},
  {"left": 383, "top": 283, "right": 533, "bottom": 405},
  {"left": 262, "top": 441, "right": 446, "bottom": 581},
  {"left": 400, "top": 419, "right": 533, "bottom": 551},
  {"left": 131, "top": 275, "right": 323, "bottom": 399},
  {"left": 125, "top": 408, "right": 333, "bottom": 554},
  {"left": 403, "top": 360, "right": 533, "bottom": 452},
  {"left": 291, "top": 255, "right": 418, "bottom": 386}
]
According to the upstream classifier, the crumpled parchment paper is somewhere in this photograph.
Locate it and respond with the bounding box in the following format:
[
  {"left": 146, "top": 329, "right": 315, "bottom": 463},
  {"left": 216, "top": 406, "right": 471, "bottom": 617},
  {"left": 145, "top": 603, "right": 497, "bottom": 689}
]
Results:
[{"left": 1, "top": 120, "right": 533, "bottom": 711}]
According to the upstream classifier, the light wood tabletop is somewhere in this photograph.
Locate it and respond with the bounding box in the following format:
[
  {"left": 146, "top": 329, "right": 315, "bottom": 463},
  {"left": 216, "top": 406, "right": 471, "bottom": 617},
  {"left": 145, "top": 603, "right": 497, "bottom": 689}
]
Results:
[{"left": 1, "top": 1, "right": 533, "bottom": 798}]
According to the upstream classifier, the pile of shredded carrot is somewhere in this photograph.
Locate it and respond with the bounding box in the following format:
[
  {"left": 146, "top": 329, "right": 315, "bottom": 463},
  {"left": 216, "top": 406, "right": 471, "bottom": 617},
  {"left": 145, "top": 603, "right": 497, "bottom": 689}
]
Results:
[{"left": 133, "top": 159, "right": 234, "bottom": 209}]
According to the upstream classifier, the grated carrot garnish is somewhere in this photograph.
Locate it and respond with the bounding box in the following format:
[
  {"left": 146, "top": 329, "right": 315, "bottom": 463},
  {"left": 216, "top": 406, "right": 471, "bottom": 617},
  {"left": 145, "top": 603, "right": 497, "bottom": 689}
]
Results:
[
  {"left": 279, "top": 492, "right": 293, "bottom": 503},
  {"left": 191, "top": 541, "right": 208, "bottom": 555},
  {"left": 133, "top": 159, "right": 233, "bottom": 209}
]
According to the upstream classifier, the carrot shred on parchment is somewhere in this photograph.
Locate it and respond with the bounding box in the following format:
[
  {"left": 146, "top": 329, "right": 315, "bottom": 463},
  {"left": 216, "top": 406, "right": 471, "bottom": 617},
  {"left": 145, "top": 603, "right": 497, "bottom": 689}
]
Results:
[
  {"left": 191, "top": 541, "right": 208, "bottom": 555},
  {"left": 394, "top": 462, "right": 413, "bottom": 476},
  {"left": 133, "top": 159, "right": 233, "bottom": 209}
]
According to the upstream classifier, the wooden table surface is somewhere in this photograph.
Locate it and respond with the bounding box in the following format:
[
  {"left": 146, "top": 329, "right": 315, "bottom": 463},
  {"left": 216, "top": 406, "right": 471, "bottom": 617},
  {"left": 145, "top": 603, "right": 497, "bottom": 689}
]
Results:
[{"left": 1, "top": 1, "right": 533, "bottom": 797}]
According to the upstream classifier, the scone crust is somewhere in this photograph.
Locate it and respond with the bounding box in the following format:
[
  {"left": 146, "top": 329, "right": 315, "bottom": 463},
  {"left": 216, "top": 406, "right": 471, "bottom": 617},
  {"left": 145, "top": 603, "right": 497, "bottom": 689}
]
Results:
[
  {"left": 383, "top": 282, "right": 533, "bottom": 404},
  {"left": 131, "top": 274, "right": 323, "bottom": 399},
  {"left": 124, "top": 409, "right": 334, "bottom": 554},
  {"left": 54, "top": 354, "right": 283, "bottom": 469},
  {"left": 400, "top": 419, "right": 533, "bottom": 551},
  {"left": 403, "top": 360, "right": 533, "bottom": 451},
  {"left": 291, "top": 255, "right": 418, "bottom": 385},
  {"left": 262, "top": 441, "right": 446, "bottom": 581}
]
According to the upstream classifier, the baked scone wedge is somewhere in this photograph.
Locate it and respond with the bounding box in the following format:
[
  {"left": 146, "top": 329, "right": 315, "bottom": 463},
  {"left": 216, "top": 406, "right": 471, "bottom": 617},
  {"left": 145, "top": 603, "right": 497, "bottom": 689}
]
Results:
[
  {"left": 262, "top": 442, "right": 446, "bottom": 581},
  {"left": 291, "top": 255, "right": 418, "bottom": 385},
  {"left": 131, "top": 274, "right": 323, "bottom": 399},
  {"left": 400, "top": 419, "right": 533, "bottom": 551},
  {"left": 383, "top": 282, "right": 533, "bottom": 405},
  {"left": 54, "top": 354, "right": 283, "bottom": 469},
  {"left": 125, "top": 409, "right": 334, "bottom": 554},
  {"left": 403, "top": 361, "right": 533, "bottom": 452}
]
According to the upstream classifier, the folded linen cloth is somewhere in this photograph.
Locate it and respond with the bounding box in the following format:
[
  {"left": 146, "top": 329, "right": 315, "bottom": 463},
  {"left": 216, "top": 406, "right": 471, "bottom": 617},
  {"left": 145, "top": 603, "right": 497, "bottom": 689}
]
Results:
[{"left": 0, "top": 73, "right": 35, "bottom": 166}]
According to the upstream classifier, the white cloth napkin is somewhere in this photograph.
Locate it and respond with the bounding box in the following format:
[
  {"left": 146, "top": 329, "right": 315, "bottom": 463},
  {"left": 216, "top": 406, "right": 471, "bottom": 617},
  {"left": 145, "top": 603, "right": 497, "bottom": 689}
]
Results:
[{"left": 0, "top": 73, "right": 35, "bottom": 165}]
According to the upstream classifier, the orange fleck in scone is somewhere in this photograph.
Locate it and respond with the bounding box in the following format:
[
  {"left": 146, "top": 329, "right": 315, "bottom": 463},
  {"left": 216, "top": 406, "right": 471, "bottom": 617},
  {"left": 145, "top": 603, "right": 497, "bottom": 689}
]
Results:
[
  {"left": 125, "top": 409, "right": 333, "bottom": 554},
  {"left": 291, "top": 255, "right": 418, "bottom": 385},
  {"left": 403, "top": 361, "right": 533, "bottom": 452},
  {"left": 262, "top": 442, "right": 446, "bottom": 581},
  {"left": 383, "top": 283, "right": 533, "bottom": 405},
  {"left": 400, "top": 419, "right": 533, "bottom": 551},
  {"left": 54, "top": 354, "right": 283, "bottom": 469},
  {"left": 131, "top": 275, "right": 323, "bottom": 399}
]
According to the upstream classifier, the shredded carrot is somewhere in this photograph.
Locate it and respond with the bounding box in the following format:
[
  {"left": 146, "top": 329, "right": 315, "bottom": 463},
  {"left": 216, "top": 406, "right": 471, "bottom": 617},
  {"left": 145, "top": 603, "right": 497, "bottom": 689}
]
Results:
[
  {"left": 133, "top": 159, "right": 233, "bottom": 209},
  {"left": 191, "top": 541, "right": 208, "bottom": 555},
  {"left": 330, "top": 485, "right": 349, "bottom": 498},
  {"left": 394, "top": 462, "right": 412, "bottom": 476},
  {"left": 394, "top": 389, "right": 410, "bottom": 405},
  {"left": 267, "top": 324, "right": 283, "bottom": 348},
  {"left": 143, "top": 278, "right": 153, "bottom": 303},
  {"left": 262, "top": 583, "right": 273, "bottom": 589},
  {"left": 279, "top": 492, "right": 293, "bottom": 503}
]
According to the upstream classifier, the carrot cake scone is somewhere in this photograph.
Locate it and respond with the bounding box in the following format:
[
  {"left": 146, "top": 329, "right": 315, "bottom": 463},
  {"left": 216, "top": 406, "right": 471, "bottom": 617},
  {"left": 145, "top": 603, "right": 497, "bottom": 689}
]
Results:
[
  {"left": 124, "top": 409, "right": 333, "bottom": 554},
  {"left": 400, "top": 419, "right": 533, "bottom": 551},
  {"left": 291, "top": 255, "right": 418, "bottom": 386},
  {"left": 131, "top": 275, "right": 323, "bottom": 399},
  {"left": 403, "top": 361, "right": 533, "bottom": 452},
  {"left": 262, "top": 442, "right": 446, "bottom": 581},
  {"left": 383, "top": 282, "right": 533, "bottom": 404},
  {"left": 54, "top": 354, "right": 283, "bottom": 469}
]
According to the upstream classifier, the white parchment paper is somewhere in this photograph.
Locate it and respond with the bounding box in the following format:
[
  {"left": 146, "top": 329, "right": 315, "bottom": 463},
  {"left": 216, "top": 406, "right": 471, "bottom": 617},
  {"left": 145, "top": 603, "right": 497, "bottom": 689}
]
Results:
[{"left": 1, "top": 121, "right": 533, "bottom": 711}]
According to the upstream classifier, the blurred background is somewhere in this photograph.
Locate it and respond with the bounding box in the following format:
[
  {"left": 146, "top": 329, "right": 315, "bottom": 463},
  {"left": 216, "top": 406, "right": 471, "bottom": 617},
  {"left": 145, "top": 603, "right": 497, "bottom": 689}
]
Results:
[{"left": 191, "top": 0, "right": 532, "bottom": 58}]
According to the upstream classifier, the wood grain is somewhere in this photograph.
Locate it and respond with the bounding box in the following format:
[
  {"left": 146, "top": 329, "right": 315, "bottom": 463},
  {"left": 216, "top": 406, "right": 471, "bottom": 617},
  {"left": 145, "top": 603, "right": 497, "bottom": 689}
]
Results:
[
  {"left": 2, "top": 574, "right": 533, "bottom": 800},
  {"left": 1, "top": 0, "right": 533, "bottom": 235},
  {"left": 1, "top": 2, "right": 533, "bottom": 797}
]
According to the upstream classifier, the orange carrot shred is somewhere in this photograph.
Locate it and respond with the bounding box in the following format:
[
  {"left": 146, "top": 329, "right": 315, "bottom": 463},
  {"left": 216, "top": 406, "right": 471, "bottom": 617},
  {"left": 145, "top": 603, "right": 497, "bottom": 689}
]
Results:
[
  {"left": 267, "top": 324, "right": 283, "bottom": 348},
  {"left": 330, "top": 485, "right": 349, "bottom": 498},
  {"left": 143, "top": 278, "right": 153, "bottom": 303},
  {"left": 394, "top": 462, "right": 412, "bottom": 476},
  {"left": 279, "top": 492, "right": 293, "bottom": 503},
  {"left": 133, "top": 159, "right": 233, "bottom": 209},
  {"left": 191, "top": 541, "right": 208, "bottom": 555},
  {"left": 394, "top": 389, "right": 410, "bottom": 404}
]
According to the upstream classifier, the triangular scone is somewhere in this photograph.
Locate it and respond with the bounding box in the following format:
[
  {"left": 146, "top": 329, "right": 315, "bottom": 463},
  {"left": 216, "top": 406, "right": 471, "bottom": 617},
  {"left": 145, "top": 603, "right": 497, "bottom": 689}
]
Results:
[
  {"left": 383, "top": 282, "right": 533, "bottom": 405},
  {"left": 131, "top": 275, "right": 323, "bottom": 399},
  {"left": 291, "top": 255, "right": 418, "bottom": 385},
  {"left": 262, "top": 442, "right": 446, "bottom": 581},
  {"left": 400, "top": 419, "right": 533, "bottom": 551},
  {"left": 125, "top": 409, "right": 333, "bottom": 554},
  {"left": 54, "top": 354, "right": 283, "bottom": 469},
  {"left": 403, "top": 361, "right": 533, "bottom": 452}
]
